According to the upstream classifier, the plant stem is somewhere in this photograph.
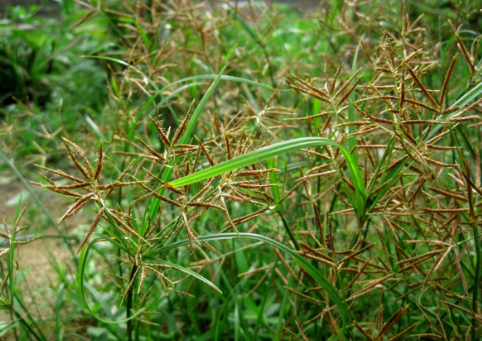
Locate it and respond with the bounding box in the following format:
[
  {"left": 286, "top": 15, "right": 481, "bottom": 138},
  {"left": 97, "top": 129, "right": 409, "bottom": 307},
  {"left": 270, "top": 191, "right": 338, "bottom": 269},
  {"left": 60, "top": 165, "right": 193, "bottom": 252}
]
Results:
[
  {"left": 278, "top": 211, "right": 300, "bottom": 250},
  {"left": 471, "top": 222, "right": 480, "bottom": 341},
  {"left": 12, "top": 306, "right": 44, "bottom": 341},
  {"left": 127, "top": 264, "right": 138, "bottom": 341}
]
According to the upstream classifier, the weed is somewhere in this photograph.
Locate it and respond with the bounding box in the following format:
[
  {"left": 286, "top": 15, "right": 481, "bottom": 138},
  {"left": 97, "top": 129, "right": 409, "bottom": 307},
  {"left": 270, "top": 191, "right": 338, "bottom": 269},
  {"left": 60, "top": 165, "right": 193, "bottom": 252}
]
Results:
[{"left": 1, "top": 0, "right": 482, "bottom": 340}]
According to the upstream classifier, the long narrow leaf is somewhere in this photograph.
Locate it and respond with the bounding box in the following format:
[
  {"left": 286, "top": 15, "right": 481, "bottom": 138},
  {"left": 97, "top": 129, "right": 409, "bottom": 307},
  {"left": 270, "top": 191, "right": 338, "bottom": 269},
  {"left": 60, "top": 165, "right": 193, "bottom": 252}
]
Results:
[
  {"left": 150, "top": 259, "right": 222, "bottom": 294},
  {"left": 145, "top": 67, "right": 226, "bottom": 225},
  {"left": 178, "top": 67, "right": 226, "bottom": 145},
  {"left": 169, "top": 137, "right": 366, "bottom": 202}
]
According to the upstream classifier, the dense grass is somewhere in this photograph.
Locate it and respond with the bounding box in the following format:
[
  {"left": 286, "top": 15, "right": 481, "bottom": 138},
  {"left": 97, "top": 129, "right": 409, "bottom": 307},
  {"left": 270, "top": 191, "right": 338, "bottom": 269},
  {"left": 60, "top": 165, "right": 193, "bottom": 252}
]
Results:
[{"left": 1, "top": 0, "right": 482, "bottom": 340}]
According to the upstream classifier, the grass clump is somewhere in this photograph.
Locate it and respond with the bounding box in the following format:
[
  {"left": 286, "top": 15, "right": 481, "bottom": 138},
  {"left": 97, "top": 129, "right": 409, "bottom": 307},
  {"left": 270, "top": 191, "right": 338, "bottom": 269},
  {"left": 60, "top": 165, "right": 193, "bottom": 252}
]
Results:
[{"left": 1, "top": 0, "right": 482, "bottom": 340}]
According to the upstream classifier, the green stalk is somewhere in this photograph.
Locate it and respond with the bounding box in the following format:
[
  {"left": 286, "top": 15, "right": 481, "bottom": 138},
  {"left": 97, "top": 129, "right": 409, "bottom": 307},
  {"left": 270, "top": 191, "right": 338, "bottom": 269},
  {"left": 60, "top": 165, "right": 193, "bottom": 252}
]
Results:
[
  {"left": 12, "top": 292, "right": 47, "bottom": 341},
  {"left": 127, "top": 264, "right": 138, "bottom": 341},
  {"left": 267, "top": 157, "right": 299, "bottom": 250},
  {"left": 278, "top": 212, "right": 299, "bottom": 250},
  {"left": 10, "top": 306, "right": 44, "bottom": 341},
  {"left": 471, "top": 221, "right": 481, "bottom": 341}
]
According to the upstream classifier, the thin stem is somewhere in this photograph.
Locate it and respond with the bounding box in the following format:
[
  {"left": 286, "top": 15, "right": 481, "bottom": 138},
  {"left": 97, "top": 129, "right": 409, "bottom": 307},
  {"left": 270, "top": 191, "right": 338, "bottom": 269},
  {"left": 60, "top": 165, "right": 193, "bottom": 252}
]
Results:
[
  {"left": 471, "top": 222, "right": 481, "bottom": 341},
  {"left": 12, "top": 292, "right": 47, "bottom": 341},
  {"left": 11, "top": 307, "right": 42, "bottom": 341},
  {"left": 127, "top": 264, "right": 138, "bottom": 341},
  {"left": 278, "top": 211, "right": 300, "bottom": 250}
]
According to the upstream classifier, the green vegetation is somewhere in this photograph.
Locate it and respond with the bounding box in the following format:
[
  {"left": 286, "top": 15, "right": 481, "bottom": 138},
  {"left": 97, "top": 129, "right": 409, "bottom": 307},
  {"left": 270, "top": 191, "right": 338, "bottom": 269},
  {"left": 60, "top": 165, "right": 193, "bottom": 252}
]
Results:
[{"left": 1, "top": 0, "right": 482, "bottom": 339}]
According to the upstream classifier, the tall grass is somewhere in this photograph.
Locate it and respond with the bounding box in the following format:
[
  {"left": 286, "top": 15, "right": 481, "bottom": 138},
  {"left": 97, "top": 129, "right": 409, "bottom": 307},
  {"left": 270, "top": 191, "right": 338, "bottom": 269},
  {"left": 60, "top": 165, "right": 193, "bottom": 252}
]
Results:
[{"left": 1, "top": 0, "right": 482, "bottom": 340}]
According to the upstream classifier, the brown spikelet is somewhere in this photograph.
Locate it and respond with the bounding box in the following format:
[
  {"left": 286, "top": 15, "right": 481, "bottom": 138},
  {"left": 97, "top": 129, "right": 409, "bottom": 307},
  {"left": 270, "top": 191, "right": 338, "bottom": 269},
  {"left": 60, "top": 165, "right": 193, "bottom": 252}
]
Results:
[
  {"left": 138, "top": 183, "right": 181, "bottom": 207},
  {"left": 93, "top": 141, "right": 103, "bottom": 181},
  {"left": 452, "top": 28, "right": 475, "bottom": 73},
  {"left": 441, "top": 301, "right": 482, "bottom": 322},
  {"left": 182, "top": 212, "right": 199, "bottom": 256},
  {"left": 237, "top": 169, "right": 277, "bottom": 176},
  {"left": 439, "top": 54, "right": 458, "bottom": 108},
  {"left": 292, "top": 75, "right": 329, "bottom": 98},
  {"left": 346, "top": 284, "right": 383, "bottom": 301},
  {"left": 399, "top": 72, "right": 405, "bottom": 108},
  {"left": 138, "top": 267, "right": 147, "bottom": 294},
  {"left": 334, "top": 67, "right": 362, "bottom": 99},
  {"left": 224, "top": 133, "right": 232, "bottom": 160},
  {"left": 272, "top": 248, "right": 299, "bottom": 280},
  {"left": 45, "top": 182, "right": 90, "bottom": 190},
  {"left": 61, "top": 137, "right": 92, "bottom": 179},
  {"left": 96, "top": 180, "right": 145, "bottom": 190},
  {"left": 288, "top": 85, "right": 331, "bottom": 103},
  {"left": 423, "top": 246, "right": 452, "bottom": 286},
  {"left": 149, "top": 115, "right": 171, "bottom": 147},
  {"left": 229, "top": 207, "right": 271, "bottom": 226},
  {"left": 70, "top": 10, "right": 97, "bottom": 30},
  {"left": 330, "top": 64, "right": 343, "bottom": 94},
  {"left": 378, "top": 305, "right": 409, "bottom": 337},
  {"left": 353, "top": 321, "right": 374, "bottom": 340},
  {"left": 419, "top": 207, "right": 468, "bottom": 213},
  {"left": 476, "top": 149, "right": 481, "bottom": 189},
  {"left": 298, "top": 251, "right": 334, "bottom": 266},
  {"left": 284, "top": 286, "right": 321, "bottom": 303},
  {"left": 453, "top": 97, "right": 482, "bottom": 118},
  {"left": 172, "top": 99, "right": 196, "bottom": 145},
  {"left": 66, "top": 138, "right": 95, "bottom": 175},
  {"left": 238, "top": 263, "right": 273, "bottom": 278},
  {"left": 187, "top": 202, "right": 224, "bottom": 211},
  {"left": 135, "top": 137, "right": 165, "bottom": 161},
  {"left": 39, "top": 173, "right": 55, "bottom": 185},
  {"left": 76, "top": 208, "right": 104, "bottom": 255},
  {"left": 34, "top": 184, "right": 81, "bottom": 198},
  {"left": 108, "top": 210, "right": 148, "bottom": 243},
  {"left": 58, "top": 194, "right": 95, "bottom": 222},
  {"left": 219, "top": 194, "right": 239, "bottom": 234},
  {"left": 404, "top": 98, "right": 439, "bottom": 113},
  {"left": 406, "top": 66, "right": 439, "bottom": 109},
  {"left": 115, "top": 160, "right": 135, "bottom": 183},
  {"left": 387, "top": 322, "right": 418, "bottom": 341},
  {"left": 442, "top": 106, "right": 460, "bottom": 115},
  {"left": 143, "top": 168, "right": 183, "bottom": 195},
  {"left": 427, "top": 186, "right": 468, "bottom": 202},
  {"left": 337, "top": 77, "right": 362, "bottom": 105},
  {"left": 396, "top": 249, "right": 444, "bottom": 266},
  {"left": 120, "top": 266, "right": 140, "bottom": 306},
  {"left": 194, "top": 136, "right": 215, "bottom": 166}
]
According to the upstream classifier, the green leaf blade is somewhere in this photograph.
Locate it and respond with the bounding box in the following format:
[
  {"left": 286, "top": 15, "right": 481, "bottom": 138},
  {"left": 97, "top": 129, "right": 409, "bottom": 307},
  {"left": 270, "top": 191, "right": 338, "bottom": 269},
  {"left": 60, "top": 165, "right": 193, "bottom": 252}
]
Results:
[{"left": 169, "top": 137, "right": 341, "bottom": 188}]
